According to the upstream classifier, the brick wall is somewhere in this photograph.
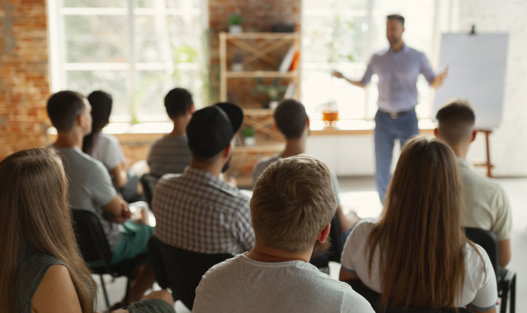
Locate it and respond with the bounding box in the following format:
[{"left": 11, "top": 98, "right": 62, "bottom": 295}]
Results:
[{"left": 0, "top": 0, "right": 50, "bottom": 160}]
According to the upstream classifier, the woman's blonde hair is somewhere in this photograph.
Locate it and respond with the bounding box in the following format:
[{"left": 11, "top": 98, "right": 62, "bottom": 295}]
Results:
[
  {"left": 0, "top": 148, "right": 95, "bottom": 313},
  {"left": 367, "top": 136, "right": 472, "bottom": 309}
]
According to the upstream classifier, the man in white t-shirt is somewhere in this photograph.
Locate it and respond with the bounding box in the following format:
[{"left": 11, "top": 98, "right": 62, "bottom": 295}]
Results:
[
  {"left": 435, "top": 100, "right": 512, "bottom": 267},
  {"left": 193, "top": 155, "right": 374, "bottom": 313}
]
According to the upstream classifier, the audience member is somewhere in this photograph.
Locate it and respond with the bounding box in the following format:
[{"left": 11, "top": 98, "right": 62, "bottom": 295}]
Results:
[
  {"left": 152, "top": 102, "right": 254, "bottom": 255},
  {"left": 435, "top": 100, "right": 512, "bottom": 267},
  {"left": 0, "top": 148, "right": 174, "bottom": 313},
  {"left": 339, "top": 136, "right": 497, "bottom": 312},
  {"left": 193, "top": 155, "right": 374, "bottom": 313},
  {"left": 82, "top": 90, "right": 141, "bottom": 202},
  {"left": 147, "top": 88, "right": 193, "bottom": 177},
  {"left": 47, "top": 90, "right": 155, "bottom": 304},
  {"left": 252, "top": 99, "right": 359, "bottom": 263}
]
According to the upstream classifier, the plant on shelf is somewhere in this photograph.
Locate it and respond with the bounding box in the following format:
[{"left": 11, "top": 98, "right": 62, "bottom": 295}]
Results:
[
  {"left": 232, "top": 52, "right": 244, "bottom": 72},
  {"left": 255, "top": 78, "right": 287, "bottom": 109},
  {"left": 241, "top": 126, "right": 256, "bottom": 146},
  {"left": 228, "top": 13, "right": 242, "bottom": 34}
]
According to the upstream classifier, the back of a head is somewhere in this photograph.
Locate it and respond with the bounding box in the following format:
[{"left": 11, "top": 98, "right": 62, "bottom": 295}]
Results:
[
  {"left": 370, "top": 136, "right": 466, "bottom": 309},
  {"left": 46, "top": 90, "right": 86, "bottom": 133},
  {"left": 164, "top": 87, "right": 193, "bottom": 119},
  {"left": 0, "top": 148, "right": 94, "bottom": 312},
  {"left": 436, "top": 100, "right": 475, "bottom": 147},
  {"left": 386, "top": 13, "right": 405, "bottom": 26},
  {"left": 87, "top": 90, "right": 112, "bottom": 133},
  {"left": 273, "top": 99, "right": 308, "bottom": 139},
  {"left": 250, "top": 155, "right": 336, "bottom": 253}
]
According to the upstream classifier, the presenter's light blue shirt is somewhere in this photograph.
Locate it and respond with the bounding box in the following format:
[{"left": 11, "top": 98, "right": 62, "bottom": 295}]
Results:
[{"left": 361, "top": 45, "right": 436, "bottom": 113}]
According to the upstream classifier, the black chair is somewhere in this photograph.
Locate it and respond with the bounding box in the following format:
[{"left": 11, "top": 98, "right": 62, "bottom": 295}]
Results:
[
  {"left": 71, "top": 209, "right": 149, "bottom": 309},
  {"left": 310, "top": 213, "right": 343, "bottom": 272},
  {"left": 148, "top": 236, "right": 233, "bottom": 310},
  {"left": 140, "top": 173, "right": 161, "bottom": 208},
  {"left": 346, "top": 280, "right": 471, "bottom": 313},
  {"left": 465, "top": 227, "right": 517, "bottom": 313}
]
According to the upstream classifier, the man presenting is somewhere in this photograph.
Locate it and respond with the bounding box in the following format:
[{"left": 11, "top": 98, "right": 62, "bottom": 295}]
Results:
[{"left": 333, "top": 14, "right": 448, "bottom": 201}]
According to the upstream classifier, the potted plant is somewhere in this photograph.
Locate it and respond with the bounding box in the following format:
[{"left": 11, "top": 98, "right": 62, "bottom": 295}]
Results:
[
  {"left": 228, "top": 13, "right": 242, "bottom": 34},
  {"left": 232, "top": 52, "right": 244, "bottom": 72},
  {"left": 256, "top": 78, "right": 287, "bottom": 109},
  {"left": 241, "top": 126, "right": 256, "bottom": 146}
]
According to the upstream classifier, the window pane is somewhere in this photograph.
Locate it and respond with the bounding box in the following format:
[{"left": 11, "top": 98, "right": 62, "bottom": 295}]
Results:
[
  {"left": 64, "top": 15, "right": 128, "bottom": 63},
  {"left": 134, "top": 69, "right": 204, "bottom": 121},
  {"left": 134, "top": 0, "right": 201, "bottom": 9},
  {"left": 65, "top": 70, "right": 131, "bottom": 120},
  {"left": 134, "top": 15, "right": 201, "bottom": 63},
  {"left": 63, "top": 0, "right": 126, "bottom": 7}
]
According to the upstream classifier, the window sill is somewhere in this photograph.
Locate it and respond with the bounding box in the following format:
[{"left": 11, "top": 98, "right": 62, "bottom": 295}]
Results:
[{"left": 309, "top": 119, "right": 436, "bottom": 136}]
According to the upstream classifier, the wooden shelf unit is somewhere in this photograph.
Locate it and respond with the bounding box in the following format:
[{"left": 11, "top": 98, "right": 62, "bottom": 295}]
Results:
[
  {"left": 219, "top": 32, "right": 301, "bottom": 102},
  {"left": 219, "top": 32, "right": 301, "bottom": 187}
]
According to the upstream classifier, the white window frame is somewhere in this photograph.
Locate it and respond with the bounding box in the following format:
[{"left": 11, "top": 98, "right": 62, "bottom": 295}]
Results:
[{"left": 47, "top": 0, "right": 208, "bottom": 124}]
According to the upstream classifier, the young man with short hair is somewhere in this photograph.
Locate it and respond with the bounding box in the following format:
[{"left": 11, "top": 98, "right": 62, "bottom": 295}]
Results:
[
  {"left": 147, "top": 87, "right": 194, "bottom": 176},
  {"left": 47, "top": 90, "right": 155, "bottom": 303},
  {"left": 435, "top": 100, "right": 512, "bottom": 267},
  {"left": 253, "top": 99, "right": 358, "bottom": 243},
  {"left": 152, "top": 102, "right": 254, "bottom": 256},
  {"left": 193, "top": 155, "right": 374, "bottom": 313}
]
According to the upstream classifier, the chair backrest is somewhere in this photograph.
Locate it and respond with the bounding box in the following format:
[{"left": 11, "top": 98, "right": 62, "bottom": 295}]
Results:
[
  {"left": 148, "top": 236, "right": 233, "bottom": 310},
  {"left": 464, "top": 227, "right": 499, "bottom": 272},
  {"left": 140, "top": 173, "right": 160, "bottom": 208},
  {"left": 71, "top": 209, "right": 113, "bottom": 267},
  {"left": 385, "top": 305, "right": 472, "bottom": 313},
  {"left": 310, "top": 213, "right": 343, "bottom": 268},
  {"left": 346, "top": 280, "right": 471, "bottom": 313}
]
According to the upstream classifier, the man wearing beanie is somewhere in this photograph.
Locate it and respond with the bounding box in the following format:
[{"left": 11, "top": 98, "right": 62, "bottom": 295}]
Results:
[{"left": 152, "top": 102, "right": 255, "bottom": 256}]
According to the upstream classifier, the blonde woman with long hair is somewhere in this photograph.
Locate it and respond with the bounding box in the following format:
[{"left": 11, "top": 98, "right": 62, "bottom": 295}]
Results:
[
  {"left": 0, "top": 148, "right": 174, "bottom": 313},
  {"left": 339, "top": 137, "right": 497, "bottom": 313}
]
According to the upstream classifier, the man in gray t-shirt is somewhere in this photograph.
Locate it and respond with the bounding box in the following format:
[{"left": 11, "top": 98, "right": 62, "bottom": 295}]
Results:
[
  {"left": 193, "top": 156, "right": 374, "bottom": 313},
  {"left": 46, "top": 90, "right": 156, "bottom": 302},
  {"left": 147, "top": 87, "right": 193, "bottom": 176}
]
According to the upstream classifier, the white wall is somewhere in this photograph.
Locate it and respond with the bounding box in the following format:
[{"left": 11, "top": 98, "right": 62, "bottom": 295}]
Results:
[
  {"left": 456, "top": 0, "right": 527, "bottom": 176},
  {"left": 307, "top": 133, "right": 490, "bottom": 177}
]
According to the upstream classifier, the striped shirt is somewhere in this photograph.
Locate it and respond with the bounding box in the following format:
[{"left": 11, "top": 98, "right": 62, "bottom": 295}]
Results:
[
  {"left": 152, "top": 166, "right": 255, "bottom": 255},
  {"left": 147, "top": 135, "right": 191, "bottom": 176}
]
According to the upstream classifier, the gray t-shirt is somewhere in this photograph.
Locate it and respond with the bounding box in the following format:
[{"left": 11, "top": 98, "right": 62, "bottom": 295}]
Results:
[
  {"left": 54, "top": 147, "right": 122, "bottom": 249},
  {"left": 147, "top": 135, "right": 191, "bottom": 177},
  {"left": 90, "top": 133, "right": 125, "bottom": 170},
  {"left": 193, "top": 254, "right": 374, "bottom": 313}
]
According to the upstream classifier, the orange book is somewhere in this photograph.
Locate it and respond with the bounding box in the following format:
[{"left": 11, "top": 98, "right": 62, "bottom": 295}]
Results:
[{"left": 289, "top": 50, "right": 300, "bottom": 71}]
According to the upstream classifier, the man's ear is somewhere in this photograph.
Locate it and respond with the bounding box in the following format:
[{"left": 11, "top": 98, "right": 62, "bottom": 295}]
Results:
[
  {"left": 317, "top": 222, "right": 331, "bottom": 244},
  {"left": 470, "top": 130, "right": 477, "bottom": 142},
  {"left": 222, "top": 142, "right": 232, "bottom": 158},
  {"left": 434, "top": 128, "right": 439, "bottom": 138},
  {"left": 76, "top": 113, "right": 84, "bottom": 128}
]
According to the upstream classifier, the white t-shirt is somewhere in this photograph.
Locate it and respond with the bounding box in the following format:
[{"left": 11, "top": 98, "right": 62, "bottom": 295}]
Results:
[
  {"left": 90, "top": 133, "right": 125, "bottom": 170},
  {"left": 341, "top": 219, "right": 497, "bottom": 311},
  {"left": 193, "top": 254, "right": 374, "bottom": 313}
]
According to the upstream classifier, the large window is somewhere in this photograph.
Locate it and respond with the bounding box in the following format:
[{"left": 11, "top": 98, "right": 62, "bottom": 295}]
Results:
[
  {"left": 302, "top": 0, "right": 450, "bottom": 121},
  {"left": 48, "top": 0, "right": 209, "bottom": 123}
]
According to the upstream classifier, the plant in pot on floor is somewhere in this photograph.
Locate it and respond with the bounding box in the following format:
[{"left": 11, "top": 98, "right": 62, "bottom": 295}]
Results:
[{"left": 256, "top": 78, "right": 287, "bottom": 109}]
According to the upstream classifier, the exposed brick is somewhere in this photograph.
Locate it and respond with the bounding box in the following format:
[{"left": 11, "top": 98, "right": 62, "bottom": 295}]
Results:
[{"left": 0, "top": 0, "right": 49, "bottom": 160}]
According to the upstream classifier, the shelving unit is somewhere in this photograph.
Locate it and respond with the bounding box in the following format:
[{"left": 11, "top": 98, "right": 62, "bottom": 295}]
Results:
[{"left": 219, "top": 32, "right": 301, "bottom": 187}]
